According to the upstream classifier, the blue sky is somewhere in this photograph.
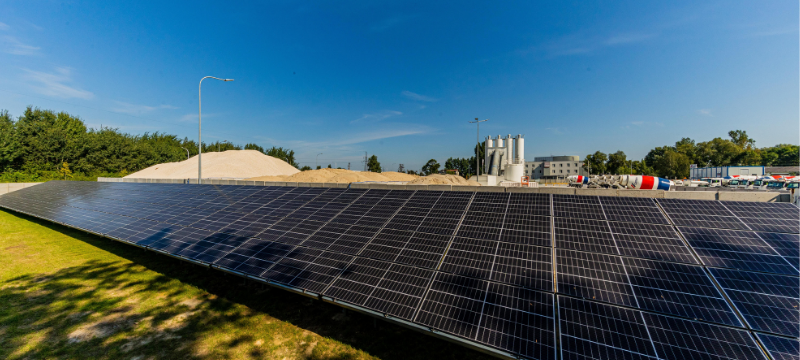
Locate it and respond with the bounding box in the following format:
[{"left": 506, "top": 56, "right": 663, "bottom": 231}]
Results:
[{"left": 0, "top": 1, "right": 797, "bottom": 171}]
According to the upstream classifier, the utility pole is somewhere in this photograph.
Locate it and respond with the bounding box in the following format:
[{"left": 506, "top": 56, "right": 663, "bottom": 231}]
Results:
[
  {"left": 364, "top": 152, "right": 368, "bottom": 172},
  {"left": 198, "top": 76, "right": 234, "bottom": 184},
  {"left": 316, "top": 153, "right": 323, "bottom": 169},
  {"left": 469, "top": 118, "right": 488, "bottom": 177}
]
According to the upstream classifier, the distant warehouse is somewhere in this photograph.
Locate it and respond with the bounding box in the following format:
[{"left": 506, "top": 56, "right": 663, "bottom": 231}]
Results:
[
  {"left": 525, "top": 156, "right": 589, "bottom": 180},
  {"left": 690, "top": 165, "right": 764, "bottom": 179}
]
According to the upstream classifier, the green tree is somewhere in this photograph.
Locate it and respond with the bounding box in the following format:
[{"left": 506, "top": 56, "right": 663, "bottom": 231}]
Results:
[
  {"left": 606, "top": 151, "right": 627, "bottom": 174},
  {"left": 633, "top": 160, "right": 656, "bottom": 176},
  {"left": 327, "top": 164, "right": 332, "bottom": 168},
  {"left": 583, "top": 151, "right": 607, "bottom": 175},
  {"left": 728, "top": 130, "right": 755, "bottom": 150},
  {"left": 761, "top": 144, "right": 799, "bottom": 166},
  {"left": 445, "top": 157, "right": 472, "bottom": 178},
  {"left": 696, "top": 138, "right": 741, "bottom": 166},
  {"left": 300, "top": 165, "right": 312, "bottom": 171},
  {"left": 244, "top": 143, "right": 265, "bottom": 153},
  {"left": 421, "top": 159, "right": 440, "bottom": 175},
  {"left": 264, "top": 147, "right": 298, "bottom": 168},
  {"left": 674, "top": 137, "right": 698, "bottom": 164},
  {"left": 59, "top": 162, "right": 72, "bottom": 180},
  {"left": 0, "top": 110, "right": 20, "bottom": 172},
  {"left": 654, "top": 149, "right": 691, "bottom": 178},
  {"left": 367, "top": 155, "right": 381, "bottom": 172}
]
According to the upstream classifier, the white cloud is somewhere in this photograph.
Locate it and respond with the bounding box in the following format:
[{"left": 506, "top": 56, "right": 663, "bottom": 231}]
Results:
[
  {"left": 545, "top": 127, "right": 563, "bottom": 134},
  {"left": 111, "top": 101, "right": 177, "bottom": 115},
  {"left": 528, "top": 32, "right": 657, "bottom": 57},
  {"left": 22, "top": 67, "right": 93, "bottom": 99},
  {"left": 401, "top": 90, "right": 438, "bottom": 102},
  {"left": 351, "top": 110, "right": 402, "bottom": 124},
  {"left": 0, "top": 22, "right": 9, "bottom": 31},
  {"left": 630, "top": 121, "right": 645, "bottom": 126},
  {"left": 698, "top": 109, "right": 713, "bottom": 117},
  {"left": 3, "top": 35, "right": 40, "bottom": 55},
  {"left": 332, "top": 126, "right": 428, "bottom": 146}
]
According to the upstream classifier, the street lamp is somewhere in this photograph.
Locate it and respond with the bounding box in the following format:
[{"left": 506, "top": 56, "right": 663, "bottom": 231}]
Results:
[
  {"left": 469, "top": 118, "right": 488, "bottom": 177},
  {"left": 198, "top": 76, "right": 233, "bottom": 184},
  {"left": 180, "top": 147, "right": 190, "bottom": 160}
]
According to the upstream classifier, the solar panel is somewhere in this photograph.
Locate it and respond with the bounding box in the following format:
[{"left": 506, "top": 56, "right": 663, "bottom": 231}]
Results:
[
  {"left": 559, "top": 296, "right": 659, "bottom": 360},
  {"left": 642, "top": 312, "right": 768, "bottom": 360},
  {"left": 608, "top": 222, "right": 698, "bottom": 264},
  {"left": 738, "top": 217, "right": 800, "bottom": 234},
  {"left": 678, "top": 227, "right": 799, "bottom": 276},
  {"left": 708, "top": 268, "right": 799, "bottom": 338},
  {"left": 622, "top": 257, "right": 741, "bottom": 326},
  {"left": 555, "top": 218, "right": 618, "bottom": 255},
  {"left": 475, "top": 283, "right": 555, "bottom": 359},
  {"left": 556, "top": 249, "right": 636, "bottom": 306},
  {"left": 757, "top": 232, "right": 800, "bottom": 265},
  {"left": 723, "top": 201, "right": 800, "bottom": 221},
  {"left": 439, "top": 237, "right": 498, "bottom": 279},
  {"left": 415, "top": 273, "right": 487, "bottom": 339},
  {"left": 491, "top": 243, "right": 552, "bottom": 292},
  {"left": 757, "top": 333, "right": 800, "bottom": 360},
  {"left": 5, "top": 181, "right": 799, "bottom": 360}
]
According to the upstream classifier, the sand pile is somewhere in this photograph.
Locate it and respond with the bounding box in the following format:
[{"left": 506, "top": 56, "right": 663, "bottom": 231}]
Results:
[
  {"left": 406, "top": 174, "right": 481, "bottom": 186},
  {"left": 247, "top": 168, "right": 419, "bottom": 183},
  {"left": 125, "top": 150, "right": 300, "bottom": 179}
]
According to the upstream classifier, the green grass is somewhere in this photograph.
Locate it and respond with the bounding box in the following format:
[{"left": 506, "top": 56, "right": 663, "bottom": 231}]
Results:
[{"left": 0, "top": 209, "right": 492, "bottom": 360}]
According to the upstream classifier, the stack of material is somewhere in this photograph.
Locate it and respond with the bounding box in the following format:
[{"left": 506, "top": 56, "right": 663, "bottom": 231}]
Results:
[
  {"left": 124, "top": 150, "right": 300, "bottom": 179},
  {"left": 247, "top": 168, "right": 418, "bottom": 183},
  {"left": 406, "top": 174, "right": 481, "bottom": 186}
]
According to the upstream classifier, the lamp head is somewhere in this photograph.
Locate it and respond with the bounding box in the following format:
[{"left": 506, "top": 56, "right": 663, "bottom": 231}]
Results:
[{"left": 224, "top": 79, "right": 234, "bottom": 82}]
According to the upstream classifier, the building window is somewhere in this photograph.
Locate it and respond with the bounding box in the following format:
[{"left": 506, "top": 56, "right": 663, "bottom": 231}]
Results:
[
  {"left": 567, "top": 163, "right": 570, "bottom": 167},
  {"left": 567, "top": 170, "right": 570, "bottom": 173},
  {"left": 560, "top": 170, "right": 563, "bottom": 173},
  {"left": 575, "top": 163, "right": 578, "bottom": 167},
  {"left": 560, "top": 163, "right": 562, "bottom": 167}
]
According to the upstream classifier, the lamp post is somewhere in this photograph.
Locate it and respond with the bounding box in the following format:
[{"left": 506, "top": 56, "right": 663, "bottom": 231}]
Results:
[
  {"left": 316, "top": 153, "right": 323, "bottom": 169},
  {"left": 198, "top": 76, "right": 233, "bottom": 184},
  {"left": 469, "top": 118, "right": 488, "bottom": 177},
  {"left": 180, "top": 147, "right": 189, "bottom": 160}
]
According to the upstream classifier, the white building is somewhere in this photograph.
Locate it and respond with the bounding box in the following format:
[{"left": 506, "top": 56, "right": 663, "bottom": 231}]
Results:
[{"left": 525, "top": 156, "right": 588, "bottom": 180}]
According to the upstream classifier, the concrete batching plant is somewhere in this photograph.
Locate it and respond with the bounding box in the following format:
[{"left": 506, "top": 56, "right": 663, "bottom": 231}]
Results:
[{"left": 476, "top": 134, "right": 525, "bottom": 186}]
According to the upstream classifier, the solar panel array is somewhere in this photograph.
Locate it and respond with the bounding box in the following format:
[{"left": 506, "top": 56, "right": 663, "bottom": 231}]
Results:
[{"left": 0, "top": 181, "right": 798, "bottom": 360}]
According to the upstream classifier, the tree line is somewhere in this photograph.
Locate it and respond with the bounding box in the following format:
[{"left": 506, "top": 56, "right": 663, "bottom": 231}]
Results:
[
  {"left": 0, "top": 107, "right": 299, "bottom": 182},
  {"left": 415, "top": 130, "right": 797, "bottom": 180},
  {"left": 583, "top": 130, "right": 798, "bottom": 178}
]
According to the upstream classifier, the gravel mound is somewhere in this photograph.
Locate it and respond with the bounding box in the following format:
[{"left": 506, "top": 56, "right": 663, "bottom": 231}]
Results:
[
  {"left": 124, "top": 150, "right": 300, "bottom": 179},
  {"left": 247, "top": 168, "right": 418, "bottom": 183},
  {"left": 406, "top": 174, "right": 480, "bottom": 186}
]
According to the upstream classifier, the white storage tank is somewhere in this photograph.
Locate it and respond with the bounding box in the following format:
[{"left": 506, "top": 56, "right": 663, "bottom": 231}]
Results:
[{"left": 505, "top": 163, "right": 525, "bottom": 182}]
